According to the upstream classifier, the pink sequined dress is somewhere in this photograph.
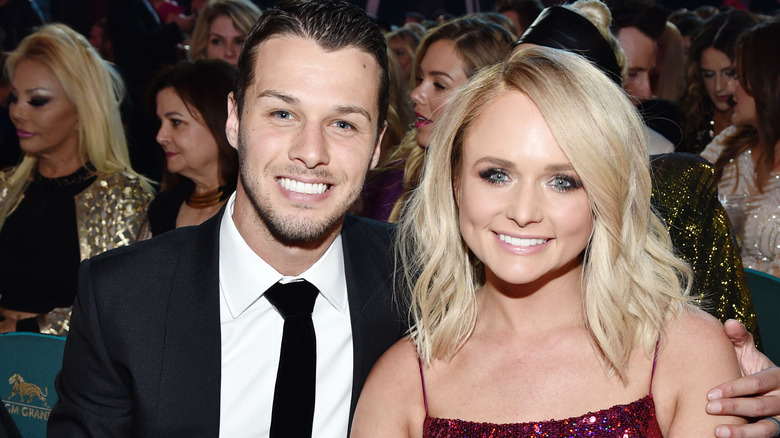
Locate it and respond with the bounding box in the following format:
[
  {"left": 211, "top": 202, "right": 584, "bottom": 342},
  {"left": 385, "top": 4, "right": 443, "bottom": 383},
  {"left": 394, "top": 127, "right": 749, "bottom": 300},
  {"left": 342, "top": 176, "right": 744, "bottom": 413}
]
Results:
[{"left": 419, "top": 356, "right": 663, "bottom": 438}]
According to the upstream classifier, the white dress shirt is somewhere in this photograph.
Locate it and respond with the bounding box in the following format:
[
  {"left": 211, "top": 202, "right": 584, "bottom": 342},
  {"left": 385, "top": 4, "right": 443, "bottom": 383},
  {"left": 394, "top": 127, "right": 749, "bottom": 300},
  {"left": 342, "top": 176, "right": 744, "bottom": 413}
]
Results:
[{"left": 218, "top": 194, "right": 353, "bottom": 437}]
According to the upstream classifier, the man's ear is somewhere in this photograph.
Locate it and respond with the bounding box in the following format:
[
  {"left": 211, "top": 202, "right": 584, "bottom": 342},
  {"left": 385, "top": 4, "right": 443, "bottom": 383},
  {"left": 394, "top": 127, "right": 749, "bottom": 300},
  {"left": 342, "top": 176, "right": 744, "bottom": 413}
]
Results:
[
  {"left": 225, "top": 92, "right": 239, "bottom": 150},
  {"left": 368, "top": 121, "right": 387, "bottom": 170}
]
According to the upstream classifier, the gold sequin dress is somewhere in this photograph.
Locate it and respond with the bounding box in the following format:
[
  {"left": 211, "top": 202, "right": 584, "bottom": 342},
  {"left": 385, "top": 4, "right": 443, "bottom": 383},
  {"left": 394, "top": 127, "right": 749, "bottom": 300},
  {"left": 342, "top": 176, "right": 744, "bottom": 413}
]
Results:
[
  {"left": 0, "top": 166, "right": 153, "bottom": 335},
  {"left": 650, "top": 152, "right": 757, "bottom": 337}
]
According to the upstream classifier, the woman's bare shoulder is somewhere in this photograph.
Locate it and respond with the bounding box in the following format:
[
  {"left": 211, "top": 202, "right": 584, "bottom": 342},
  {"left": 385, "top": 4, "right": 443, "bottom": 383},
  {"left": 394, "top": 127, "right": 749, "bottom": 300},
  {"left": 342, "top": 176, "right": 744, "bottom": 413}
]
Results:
[
  {"left": 365, "top": 337, "right": 423, "bottom": 395},
  {"left": 653, "top": 306, "right": 746, "bottom": 435},
  {"left": 663, "top": 306, "right": 735, "bottom": 355},
  {"left": 352, "top": 337, "right": 425, "bottom": 438}
]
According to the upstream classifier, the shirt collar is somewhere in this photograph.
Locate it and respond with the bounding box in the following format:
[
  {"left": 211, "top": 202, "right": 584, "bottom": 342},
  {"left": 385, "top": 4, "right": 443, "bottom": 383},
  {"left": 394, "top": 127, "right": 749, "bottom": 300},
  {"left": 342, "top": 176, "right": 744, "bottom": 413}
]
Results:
[{"left": 219, "top": 193, "right": 347, "bottom": 318}]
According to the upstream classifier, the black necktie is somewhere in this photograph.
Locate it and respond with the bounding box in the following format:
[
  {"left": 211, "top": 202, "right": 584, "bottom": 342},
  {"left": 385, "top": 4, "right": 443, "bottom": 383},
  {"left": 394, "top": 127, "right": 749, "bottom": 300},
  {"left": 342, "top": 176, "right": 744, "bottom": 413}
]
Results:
[{"left": 265, "top": 280, "right": 319, "bottom": 438}]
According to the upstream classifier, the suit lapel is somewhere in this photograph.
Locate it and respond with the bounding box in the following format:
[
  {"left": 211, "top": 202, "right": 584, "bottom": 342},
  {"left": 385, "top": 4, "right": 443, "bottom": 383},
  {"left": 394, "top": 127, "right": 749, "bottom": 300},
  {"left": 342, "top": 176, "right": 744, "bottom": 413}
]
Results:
[
  {"left": 342, "top": 216, "right": 406, "bottom": 431},
  {"left": 156, "top": 210, "right": 223, "bottom": 435}
]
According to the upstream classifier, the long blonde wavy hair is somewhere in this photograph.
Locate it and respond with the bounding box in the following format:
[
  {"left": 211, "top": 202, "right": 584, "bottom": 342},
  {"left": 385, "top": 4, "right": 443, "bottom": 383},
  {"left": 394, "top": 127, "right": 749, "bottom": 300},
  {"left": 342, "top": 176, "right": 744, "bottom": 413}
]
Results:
[
  {"left": 399, "top": 47, "right": 693, "bottom": 380},
  {"left": 2, "top": 24, "right": 151, "bottom": 228}
]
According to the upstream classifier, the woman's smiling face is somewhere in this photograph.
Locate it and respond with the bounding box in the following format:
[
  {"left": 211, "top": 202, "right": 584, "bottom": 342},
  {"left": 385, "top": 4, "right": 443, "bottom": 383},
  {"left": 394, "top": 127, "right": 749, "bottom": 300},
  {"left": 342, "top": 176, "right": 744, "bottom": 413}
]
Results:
[{"left": 457, "top": 91, "right": 591, "bottom": 287}]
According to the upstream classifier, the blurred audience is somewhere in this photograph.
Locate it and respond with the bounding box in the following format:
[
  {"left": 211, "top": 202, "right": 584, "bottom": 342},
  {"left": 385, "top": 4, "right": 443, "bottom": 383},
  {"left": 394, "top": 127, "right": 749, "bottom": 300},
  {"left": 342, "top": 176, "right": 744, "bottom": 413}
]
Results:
[
  {"left": 652, "top": 21, "right": 685, "bottom": 102},
  {"left": 88, "top": 18, "right": 114, "bottom": 62},
  {"left": 608, "top": 0, "right": 681, "bottom": 150},
  {"left": 385, "top": 26, "right": 421, "bottom": 86},
  {"left": 107, "top": 0, "right": 196, "bottom": 184},
  {"left": 668, "top": 9, "right": 704, "bottom": 50},
  {"left": 495, "top": 0, "right": 543, "bottom": 36},
  {"left": 472, "top": 11, "right": 519, "bottom": 37},
  {"left": 153, "top": 0, "right": 186, "bottom": 23},
  {"left": 680, "top": 10, "right": 761, "bottom": 153},
  {"left": 357, "top": 48, "right": 414, "bottom": 219},
  {"left": 701, "top": 19, "right": 780, "bottom": 277},
  {"left": 0, "top": 24, "right": 153, "bottom": 336},
  {"left": 0, "top": 0, "right": 44, "bottom": 52}
]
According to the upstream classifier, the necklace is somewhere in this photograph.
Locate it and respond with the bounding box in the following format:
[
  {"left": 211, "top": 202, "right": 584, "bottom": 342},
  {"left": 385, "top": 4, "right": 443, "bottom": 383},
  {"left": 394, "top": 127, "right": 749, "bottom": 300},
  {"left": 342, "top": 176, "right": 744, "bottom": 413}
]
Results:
[{"left": 186, "top": 187, "right": 224, "bottom": 209}]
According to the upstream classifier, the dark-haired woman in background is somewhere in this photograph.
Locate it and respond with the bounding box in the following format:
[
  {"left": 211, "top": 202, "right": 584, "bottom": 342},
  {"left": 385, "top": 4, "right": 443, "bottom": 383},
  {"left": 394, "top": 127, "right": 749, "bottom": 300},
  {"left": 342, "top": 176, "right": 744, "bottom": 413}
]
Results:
[
  {"left": 679, "top": 10, "right": 761, "bottom": 153},
  {"left": 702, "top": 19, "right": 780, "bottom": 276},
  {"left": 147, "top": 59, "right": 238, "bottom": 236}
]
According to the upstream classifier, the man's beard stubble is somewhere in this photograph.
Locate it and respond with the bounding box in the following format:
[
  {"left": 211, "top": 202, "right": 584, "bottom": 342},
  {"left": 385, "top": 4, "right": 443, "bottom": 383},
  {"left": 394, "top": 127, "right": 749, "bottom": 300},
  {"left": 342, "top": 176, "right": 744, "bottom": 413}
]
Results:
[{"left": 236, "top": 132, "right": 364, "bottom": 245}]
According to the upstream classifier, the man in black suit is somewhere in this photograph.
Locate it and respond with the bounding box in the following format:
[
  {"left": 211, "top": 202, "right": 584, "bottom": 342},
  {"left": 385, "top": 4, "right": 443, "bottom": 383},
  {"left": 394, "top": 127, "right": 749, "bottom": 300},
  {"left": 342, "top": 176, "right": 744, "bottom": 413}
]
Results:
[{"left": 48, "top": 1, "right": 404, "bottom": 436}]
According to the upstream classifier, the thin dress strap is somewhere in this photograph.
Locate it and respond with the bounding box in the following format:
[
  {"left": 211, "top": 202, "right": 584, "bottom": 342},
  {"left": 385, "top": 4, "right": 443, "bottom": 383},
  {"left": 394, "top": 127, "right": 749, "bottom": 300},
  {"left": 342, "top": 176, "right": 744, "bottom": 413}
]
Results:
[
  {"left": 649, "top": 337, "right": 661, "bottom": 396},
  {"left": 418, "top": 357, "right": 430, "bottom": 416}
]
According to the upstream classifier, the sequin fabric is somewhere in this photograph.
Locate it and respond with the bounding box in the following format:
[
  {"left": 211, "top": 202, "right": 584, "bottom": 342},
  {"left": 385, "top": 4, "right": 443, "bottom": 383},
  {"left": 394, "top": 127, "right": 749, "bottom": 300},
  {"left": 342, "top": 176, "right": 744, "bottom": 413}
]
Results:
[
  {"left": 423, "top": 395, "right": 662, "bottom": 438},
  {"left": 0, "top": 169, "right": 153, "bottom": 335},
  {"left": 702, "top": 127, "right": 780, "bottom": 277},
  {"left": 649, "top": 153, "right": 757, "bottom": 339},
  {"left": 74, "top": 172, "right": 152, "bottom": 262}
]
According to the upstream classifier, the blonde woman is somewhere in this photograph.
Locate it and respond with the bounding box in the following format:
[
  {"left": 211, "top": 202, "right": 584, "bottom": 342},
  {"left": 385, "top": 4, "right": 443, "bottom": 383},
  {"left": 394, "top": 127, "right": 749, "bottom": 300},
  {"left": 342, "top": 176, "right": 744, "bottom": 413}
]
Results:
[
  {"left": 374, "top": 17, "right": 515, "bottom": 222},
  {"left": 188, "top": 0, "right": 261, "bottom": 66},
  {"left": 353, "top": 47, "right": 743, "bottom": 436},
  {"left": 0, "top": 24, "right": 153, "bottom": 335}
]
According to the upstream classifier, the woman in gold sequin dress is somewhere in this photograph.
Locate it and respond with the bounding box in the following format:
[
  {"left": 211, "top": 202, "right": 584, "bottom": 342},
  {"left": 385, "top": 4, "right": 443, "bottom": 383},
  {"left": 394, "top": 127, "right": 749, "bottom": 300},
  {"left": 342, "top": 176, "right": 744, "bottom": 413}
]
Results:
[
  {"left": 0, "top": 24, "right": 154, "bottom": 335},
  {"left": 701, "top": 20, "right": 780, "bottom": 277}
]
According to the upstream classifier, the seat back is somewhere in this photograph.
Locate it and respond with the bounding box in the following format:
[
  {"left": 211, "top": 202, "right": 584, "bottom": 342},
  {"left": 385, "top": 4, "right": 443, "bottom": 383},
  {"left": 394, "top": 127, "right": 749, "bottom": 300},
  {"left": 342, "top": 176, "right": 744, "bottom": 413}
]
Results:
[
  {"left": 0, "top": 333, "right": 65, "bottom": 438},
  {"left": 744, "top": 268, "right": 780, "bottom": 364}
]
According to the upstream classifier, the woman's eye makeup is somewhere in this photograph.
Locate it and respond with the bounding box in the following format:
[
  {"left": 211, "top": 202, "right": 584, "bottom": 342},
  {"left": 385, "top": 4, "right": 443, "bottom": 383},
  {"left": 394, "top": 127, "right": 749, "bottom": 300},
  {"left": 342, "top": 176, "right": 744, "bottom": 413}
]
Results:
[
  {"left": 549, "top": 174, "right": 583, "bottom": 192},
  {"left": 478, "top": 168, "right": 510, "bottom": 184},
  {"left": 29, "top": 97, "right": 50, "bottom": 107},
  {"left": 6, "top": 93, "right": 50, "bottom": 107}
]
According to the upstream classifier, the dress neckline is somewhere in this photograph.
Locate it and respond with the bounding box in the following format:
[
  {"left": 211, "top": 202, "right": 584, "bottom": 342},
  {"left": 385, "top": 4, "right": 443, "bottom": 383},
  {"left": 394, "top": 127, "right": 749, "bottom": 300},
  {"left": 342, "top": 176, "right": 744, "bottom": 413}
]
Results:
[
  {"left": 33, "top": 162, "right": 96, "bottom": 186},
  {"left": 424, "top": 393, "right": 654, "bottom": 426}
]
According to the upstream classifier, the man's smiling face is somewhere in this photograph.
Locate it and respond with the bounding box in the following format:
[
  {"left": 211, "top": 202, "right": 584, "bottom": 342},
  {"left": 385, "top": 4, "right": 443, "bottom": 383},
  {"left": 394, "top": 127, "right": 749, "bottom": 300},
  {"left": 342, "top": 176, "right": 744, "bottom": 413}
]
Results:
[{"left": 226, "top": 35, "right": 383, "bottom": 244}]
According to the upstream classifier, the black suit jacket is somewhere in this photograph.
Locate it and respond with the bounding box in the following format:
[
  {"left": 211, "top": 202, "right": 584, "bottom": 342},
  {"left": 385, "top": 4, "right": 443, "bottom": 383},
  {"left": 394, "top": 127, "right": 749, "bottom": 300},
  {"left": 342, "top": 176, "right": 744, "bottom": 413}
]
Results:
[{"left": 48, "top": 212, "right": 406, "bottom": 436}]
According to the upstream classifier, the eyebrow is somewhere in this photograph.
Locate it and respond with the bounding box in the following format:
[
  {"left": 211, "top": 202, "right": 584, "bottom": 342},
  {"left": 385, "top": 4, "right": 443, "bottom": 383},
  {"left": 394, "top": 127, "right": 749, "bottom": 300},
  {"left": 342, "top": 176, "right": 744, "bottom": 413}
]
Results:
[
  {"left": 474, "top": 156, "right": 575, "bottom": 172},
  {"left": 429, "top": 70, "right": 454, "bottom": 80},
  {"left": 163, "top": 111, "right": 185, "bottom": 118},
  {"left": 333, "top": 104, "right": 372, "bottom": 123},
  {"left": 16, "top": 87, "right": 52, "bottom": 94},
  {"left": 258, "top": 89, "right": 300, "bottom": 105},
  {"left": 257, "top": 89, "right": 373, "bottom": 122}
]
